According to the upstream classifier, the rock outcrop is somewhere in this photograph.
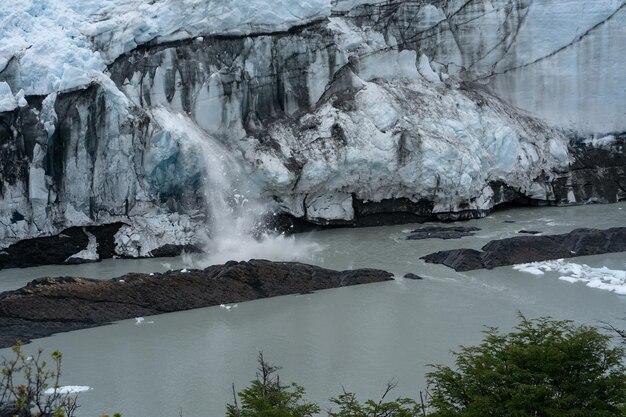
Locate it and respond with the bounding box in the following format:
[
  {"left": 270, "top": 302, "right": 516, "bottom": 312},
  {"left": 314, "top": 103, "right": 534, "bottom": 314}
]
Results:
[
  {"left": 422, "top": 227, "right": 626, "bottom": 271},
  {"left": 0, "top": 222, "right": 126, "bottom": 269},
  {"left": 0, "top": 259, "right": 393, "bottom": 347},
  {"left": 407, "top": 226, "right": 480, "bottom": 240}
]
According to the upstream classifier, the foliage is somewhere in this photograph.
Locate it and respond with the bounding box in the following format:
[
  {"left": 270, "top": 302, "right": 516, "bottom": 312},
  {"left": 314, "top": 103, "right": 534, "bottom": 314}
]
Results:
[
  {"left": 328, "top": 382, "right": 423, "bottom": 417},
  {"left": 0, "top": 341, "right": 79, "bottom": 417},
  {"left": 425, "top": 316, "right": 626, "bottom": 417},
  {"left": 226, "top": 352, "right": 320, "bottom": 417}
]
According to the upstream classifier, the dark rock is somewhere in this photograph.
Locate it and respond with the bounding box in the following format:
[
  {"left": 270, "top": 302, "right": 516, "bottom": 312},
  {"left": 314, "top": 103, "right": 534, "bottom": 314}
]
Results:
[
  {"left": 503, "top": 220, "right": 516, "bottom": 223},
  {"left": 259, "top": 211, "right": 327, "bottom": 234},
  {"left": 407, "top": 226, "right": 480, "bottom": 240},
  {"left": 0, "top": 223, "right": 126, "bottom": 270},
  {"left": 149, "top": 244, "right": 203, "bottom": 257},
  {"left": 88, "top": 222, "right": 128, "bottom": 259},
  {"left": 421, "top": 227, "right": 626, "bottom": 271},
  {"left": 518, "top": 230, "right": 541, "bottom": 234},
  {"left": 0, "top": 226, "right": 88, "bottom": 269},
  {"left": 421, "top": 249, "right": 485, "bottom": 271},
  {"left": 403, "top": 273, "right": 423, "bottom": 280},
  {"left": 551, "top": 143, "right": 626, "bottom": 204},
  {"left": 353, "top": 197, "right": 435, "bottom": 226},
  {"left": 0, "top": 259, "right": 393, "bottom": 347},
  {"left": 480, "top": 236, "right": 572, "bottom": 269}
]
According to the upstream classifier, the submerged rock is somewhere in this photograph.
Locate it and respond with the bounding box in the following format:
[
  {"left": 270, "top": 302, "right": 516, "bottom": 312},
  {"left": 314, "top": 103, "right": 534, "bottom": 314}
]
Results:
[
  {"left": 407, "top": 226, "right": 480, "bottom": 240},
  {"left": 403, "top": 273, "right": 423, "bottom": 280},
  {"left": 421, "top": 227, "right": 626, "bottom": 271},
  {"left": 0, "top": 259, "right": 393, "bottom": 347}
]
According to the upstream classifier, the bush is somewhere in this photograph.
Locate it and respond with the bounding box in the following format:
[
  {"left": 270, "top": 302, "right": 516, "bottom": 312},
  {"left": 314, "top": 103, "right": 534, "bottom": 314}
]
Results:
[
  {"left": 227, "top": 352, "right": 320, "bottom": 417},
  {"left": 228, "top": 353, "right": 421, "bottom": 417},
  {"left": 328, "top": 382, "right": 422, "bottom": 417},
  {"left": 426, "top": 316, "right": 626, "bottom": 417},
  {"left": 0, "top": 341, "right": 79, "bottom": 417}
]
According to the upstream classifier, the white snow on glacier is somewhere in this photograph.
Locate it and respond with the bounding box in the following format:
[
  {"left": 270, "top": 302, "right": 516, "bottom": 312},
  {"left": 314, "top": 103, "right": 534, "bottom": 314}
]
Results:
[
  {"left": 514, "top": 260, "right": 626, "bottom": 295},
  {"left": 2, "top": 0, "right": 625, "bottom": 134},
  {"left": 0, "top": 0, "right": 329, "bottom": 95}
]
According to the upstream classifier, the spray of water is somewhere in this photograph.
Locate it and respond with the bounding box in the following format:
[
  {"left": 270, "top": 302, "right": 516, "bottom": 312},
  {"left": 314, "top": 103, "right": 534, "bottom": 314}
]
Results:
[
  {"left": 150, "top": 108, "right": 322, "bottom": 267},
  {"left": 197, "top": 135, "right": 323, "bottom": 267}
]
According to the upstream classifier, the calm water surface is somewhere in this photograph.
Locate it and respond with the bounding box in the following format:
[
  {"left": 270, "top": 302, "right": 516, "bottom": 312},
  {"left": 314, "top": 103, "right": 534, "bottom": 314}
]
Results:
[{"left": 1, "top": 203, "right": 625, "bottom": 417}]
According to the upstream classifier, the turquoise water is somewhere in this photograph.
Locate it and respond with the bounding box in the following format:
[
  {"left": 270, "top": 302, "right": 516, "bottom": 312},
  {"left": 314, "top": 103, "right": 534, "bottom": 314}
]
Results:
[{"left": 0, "top": 202, "right": 625, "bottom": 417}]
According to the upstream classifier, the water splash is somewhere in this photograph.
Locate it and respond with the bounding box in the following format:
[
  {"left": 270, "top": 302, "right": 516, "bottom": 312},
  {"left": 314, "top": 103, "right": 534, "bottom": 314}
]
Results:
[
  {"left": 197, "top": 134, "right": 323, "bottom": 266},
  {"left": 151, "top": 107, "right": 322, "bottom": 266}
]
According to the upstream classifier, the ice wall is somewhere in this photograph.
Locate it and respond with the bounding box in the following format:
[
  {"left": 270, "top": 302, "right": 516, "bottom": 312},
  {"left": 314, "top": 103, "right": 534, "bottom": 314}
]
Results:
[
  {"left": 0, "top": 0, "right": 624, "bottom": 256},
  {"left": 2, "top": 0, "right": 624, "bottom": 134}
]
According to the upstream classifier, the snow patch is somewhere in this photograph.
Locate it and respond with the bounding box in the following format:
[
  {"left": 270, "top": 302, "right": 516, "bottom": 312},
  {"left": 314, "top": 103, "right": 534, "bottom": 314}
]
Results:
[{"left": 1, "top": 0, "right": 330, "bottom": 96}]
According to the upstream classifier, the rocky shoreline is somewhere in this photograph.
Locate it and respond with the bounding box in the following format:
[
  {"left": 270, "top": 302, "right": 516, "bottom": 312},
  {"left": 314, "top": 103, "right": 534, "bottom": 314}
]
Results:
[
  {"left": 422, "top": 227, "right": 626, "bottom": 271},
  {"left": 0, "top": 222, "right": 202, "bottom": 270},
  {"left": 0, "top": 259, "right": 393, "bottom": 348},
  {"left": 406, "top": 226, "right": 481, "bottom": 240}
]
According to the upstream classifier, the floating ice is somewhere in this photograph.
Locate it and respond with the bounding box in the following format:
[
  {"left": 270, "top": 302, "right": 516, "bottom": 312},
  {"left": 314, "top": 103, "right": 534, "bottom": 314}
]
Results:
[
  {"left": 44, "top": 386, "right": 91, "bottom": 395},
  {"left": 514, "top": 265, "right": 545, "bottom": 275},
  {"left": 513, "top": 260, "right": 626, "bottom": 295}
]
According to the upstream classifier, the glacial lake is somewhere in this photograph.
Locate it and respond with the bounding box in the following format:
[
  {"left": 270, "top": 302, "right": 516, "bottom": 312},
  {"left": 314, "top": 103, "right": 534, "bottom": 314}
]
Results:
[{"left": 1, "top": 202, "right": 625, "bottom": 417}]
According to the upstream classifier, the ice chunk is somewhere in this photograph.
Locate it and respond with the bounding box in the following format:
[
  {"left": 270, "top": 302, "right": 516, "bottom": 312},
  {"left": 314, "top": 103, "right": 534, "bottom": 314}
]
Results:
[
  {"left": 514, "top": 260, "right": 626, "bottom": 295},
  {"left": 417, "top": 54, "right": 441, "bottom": 84},
  {"left": 0, "top": 82, "right": 17, "bottom": 112},
  {"left": 583, "top": 135, "right": 617, "bottom": 148},
  {"left": 44, "top": 386, "right": 91, "bottom": 395},
  {"left": 66, "top": 230, "right": 99, "bottom": 262},
  {"left": 513, "top": 265, "right": 544, "bottom": 275}
]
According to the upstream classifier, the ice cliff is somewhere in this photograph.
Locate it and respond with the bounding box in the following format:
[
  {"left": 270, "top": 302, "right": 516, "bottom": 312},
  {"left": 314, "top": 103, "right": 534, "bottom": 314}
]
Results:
[{"left": 0, "top": 0, "right": 624, "bottom": 259}]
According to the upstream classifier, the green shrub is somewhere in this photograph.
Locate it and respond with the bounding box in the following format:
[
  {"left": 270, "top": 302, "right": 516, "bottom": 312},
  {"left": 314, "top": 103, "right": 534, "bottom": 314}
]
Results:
[
  {"left": 0, "top": 341, "right": 78, "bottom": 417},
  {"left": 328, "top": 382, "right": 422, "bottom": 417},
  {"left": 227, "top": 352, "right": 320, "bottom": 417},
  {"left": 426, "top": 316, "right": 626, "bottom": 417}
]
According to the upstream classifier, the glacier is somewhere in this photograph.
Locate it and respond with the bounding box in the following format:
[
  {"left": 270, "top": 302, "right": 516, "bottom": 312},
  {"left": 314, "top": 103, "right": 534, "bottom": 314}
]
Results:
[{"left": 0, "top": 0, "right": 624, "bottom": 262}]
